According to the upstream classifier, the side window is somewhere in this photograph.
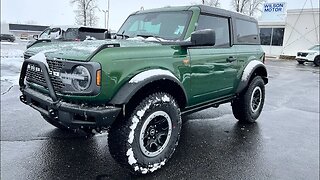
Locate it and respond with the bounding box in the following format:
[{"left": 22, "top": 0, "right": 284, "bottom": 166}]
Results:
[
  {"left": 196, "top": 15, "right": 230, "bottom": 47},
  {"left": 259, "top": 28, "right": 285, "bottom": 46},
  {"left": 260, "top": 28, "right": 272, "bottom": 45},
  {"left": 236, "top": 19, "right": 259, "bottom": 44},
  {"left": 271, "top": 28, "right": 285, "bottom": 46}
]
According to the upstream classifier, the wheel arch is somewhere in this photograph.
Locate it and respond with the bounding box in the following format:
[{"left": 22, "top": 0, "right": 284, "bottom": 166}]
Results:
[
  {"left": 236, "top": 60, "right": 268, "bottom": 94},
  {"left": 109, "top": 69, "right": 188, "bottom": 112}
]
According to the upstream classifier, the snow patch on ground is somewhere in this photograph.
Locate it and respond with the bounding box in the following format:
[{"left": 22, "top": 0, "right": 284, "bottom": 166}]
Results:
[
  {"left": 129, "top": 69, "right": 177, "bottom": 84},
  {"left": 0, "top": 42, "right": 19, "bottom": 45},
  {"left": 1, "top": 42, "right": 27, "bottom": 89},
  {"left": 1, "top": 48, "right": 24, "bottom": 58},
  {"left": 242, "top": 60, "right": 264, "bottom": 81}
]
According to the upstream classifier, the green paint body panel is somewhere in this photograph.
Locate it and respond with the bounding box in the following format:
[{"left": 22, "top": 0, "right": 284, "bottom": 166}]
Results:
[{"left": 23, "top": 5, "right": 265, "bottom": 109}]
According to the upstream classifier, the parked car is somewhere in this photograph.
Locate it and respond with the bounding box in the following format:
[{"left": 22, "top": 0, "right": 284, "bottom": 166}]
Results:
[
  {"left": 0, "top": 34, "right": 15, "bottom": 42},
  {"left": 27, "top": 26, "right": 109, "bottom": 48},
  {"left": 296, "top": 44, "right": 320, "bottom": 66},
  {"left": 20, "top": 33, "right": 29, "bottom": 40},
  {"left": 19, "top": 5, "right": 267, "bottom": 174}
]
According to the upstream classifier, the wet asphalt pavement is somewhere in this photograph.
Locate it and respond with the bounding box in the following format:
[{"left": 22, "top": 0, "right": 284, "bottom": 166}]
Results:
[{"left": 1, "top": 59, "right": 319, "bottom": 180}]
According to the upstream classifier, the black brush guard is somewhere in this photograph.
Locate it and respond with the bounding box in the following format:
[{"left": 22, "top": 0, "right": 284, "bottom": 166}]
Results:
[{"left": 19, "top": 59, "right": 121, "bottom": 129}]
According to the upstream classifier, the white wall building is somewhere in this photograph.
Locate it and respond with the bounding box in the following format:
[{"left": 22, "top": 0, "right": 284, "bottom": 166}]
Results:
[
  {"left": 259, "top": 6, "right": 319, "bottom": 57},
  {"left": 1, "top": 23, "right": 48, "bottom": 40},
  {"left": 282, "top": 8, "right": 319, "bottom": 56}
]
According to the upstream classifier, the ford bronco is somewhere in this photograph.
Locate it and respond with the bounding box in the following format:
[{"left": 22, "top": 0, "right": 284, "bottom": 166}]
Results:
[{"left": 19, "top": 5, "right": 268, "bottom": 174}]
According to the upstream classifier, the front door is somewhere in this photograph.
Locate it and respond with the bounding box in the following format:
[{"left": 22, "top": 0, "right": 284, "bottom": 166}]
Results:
[{"left": 189, "top": 14, "right": 238, "bottom": 105}]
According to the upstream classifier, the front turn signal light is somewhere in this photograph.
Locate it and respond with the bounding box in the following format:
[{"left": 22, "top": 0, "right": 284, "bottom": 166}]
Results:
[{"left": 96, "top": 69, "right": 101, "bottom": 86}]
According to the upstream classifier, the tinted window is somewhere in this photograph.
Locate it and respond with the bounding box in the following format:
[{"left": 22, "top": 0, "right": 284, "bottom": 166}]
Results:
[
  {"left": 118, "top": 11, "right": 191, "bottom": 40},
  {"left": 260, "top": 28, "right": 272, "bottom": 45},
  {"left": 196, "top": 15, "right": 230, "bottom": 46},
  {"left": 271, "top": 28, "right": 285, "bottom": 46},
  {"left": 236, "top": 19, "right": 259, "bottom": 44},
  {"left": 64, "top": 28, "right": 79, "bottom": 40}
]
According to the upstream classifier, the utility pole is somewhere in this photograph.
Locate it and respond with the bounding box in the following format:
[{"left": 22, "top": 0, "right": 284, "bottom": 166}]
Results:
[
  {"left": 99, "top": 8, "right": 108, "bottom": 28},
  {"left": 102, "top": 10, "right": 108, "bottom": 28},
  {"left": 107, "top": 0, "right": 110, "bottom": 29}
]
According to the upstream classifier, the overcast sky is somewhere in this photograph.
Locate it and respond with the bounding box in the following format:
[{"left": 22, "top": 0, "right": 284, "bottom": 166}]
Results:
[{"left": 1, "top": 0, "right": 319, "bottom": 31}]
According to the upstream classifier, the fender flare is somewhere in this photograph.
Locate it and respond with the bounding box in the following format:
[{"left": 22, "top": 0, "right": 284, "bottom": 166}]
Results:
[
  {"left": 109, "top": 69, "right": 188, "bottom": 106},
  {"left": 236, "top": 60, "right": 268, "bottom": 94}
]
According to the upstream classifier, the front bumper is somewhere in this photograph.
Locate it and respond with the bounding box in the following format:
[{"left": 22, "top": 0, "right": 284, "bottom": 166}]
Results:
[
  {"left": 296, "top": 54, "right": 317, "bottom": 62},
  {"left": 19, "top": 59, "right": 121, "bottom": 129},
  {"left": 296, "top": 57, "right": 313, "bottom": 62}
]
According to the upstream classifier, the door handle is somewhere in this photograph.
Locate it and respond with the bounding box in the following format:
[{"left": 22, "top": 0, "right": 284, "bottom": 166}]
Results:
[{"left": 226, "top": 56, "right": 237, "bottom": 63}]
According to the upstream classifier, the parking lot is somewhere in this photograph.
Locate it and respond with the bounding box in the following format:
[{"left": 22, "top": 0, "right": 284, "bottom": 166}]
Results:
[{"left": 1, "top": 52, "right": 319, "bottom": 179}]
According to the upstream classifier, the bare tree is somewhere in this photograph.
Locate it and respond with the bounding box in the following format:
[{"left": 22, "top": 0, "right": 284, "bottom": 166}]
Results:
[
  {"left": 232, "top": 0, "right": 250, "bottom": 13},
  {"left": 247, "top": 0, "right": 266, "bottom": 16},
  {"left": 231, "top": 0, "right": 265, "bottom": 16},
  {"left": 201, "top": 0, "right": 220, "bottom": 7},
  {"left": 70, "top": 0, "right": 98, "bottom": 26}
]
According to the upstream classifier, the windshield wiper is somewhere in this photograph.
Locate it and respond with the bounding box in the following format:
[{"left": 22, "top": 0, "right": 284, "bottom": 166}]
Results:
[{"left": 116, "top": 31, "right": 130, "bottom": 39}]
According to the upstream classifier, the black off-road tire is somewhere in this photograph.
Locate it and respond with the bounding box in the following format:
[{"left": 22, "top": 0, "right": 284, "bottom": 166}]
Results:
[
  {"left": 232, "top": 76, "right": 265, "bottom": 123},
  {"left": 314, "top": 56, "right": 320, "bottom": 66},
  {"left": 108, "top": 92, "right": 182, "bottom": 174},
  {"left": 297, "top": 60, "right": 305, "bottom": 65}
]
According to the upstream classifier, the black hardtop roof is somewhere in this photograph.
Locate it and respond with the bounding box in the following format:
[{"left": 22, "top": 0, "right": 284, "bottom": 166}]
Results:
[{"left": 134, "top": 5, "right": 257, "bottom": 22}]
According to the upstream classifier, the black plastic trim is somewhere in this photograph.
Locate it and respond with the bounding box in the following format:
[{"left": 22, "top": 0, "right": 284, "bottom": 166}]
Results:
[
  {"left": 20, "top": 87, "right": 121, "bottom": 128},
  {"left": 181, "top": 95, "right": 235, "bottom": 116},
  {"left": 110, "top": 73, "right": 188, "bottom": 106},
  {"left": 86, "top": 43, "right": 120, "bottom": 61},
  {"left": 236, "top": 63, "right": 268, "bottom": 94},
  {"left": 20, "top": 59, "right": 58, "bottom": 102}
]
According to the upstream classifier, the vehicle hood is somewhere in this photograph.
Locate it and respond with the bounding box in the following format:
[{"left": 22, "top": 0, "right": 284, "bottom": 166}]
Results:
[{"left": 25, "top": 39, "right": 161, "bottom": 61}]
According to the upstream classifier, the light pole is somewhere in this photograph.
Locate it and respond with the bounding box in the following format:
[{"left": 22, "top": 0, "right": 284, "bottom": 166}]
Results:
[
  {"left": 102, "top": 9, "right": 108, "bottom": 29},
  {"left": 107, "top": 0, "right": 110, "bottom": 29},
  {"left": 99, "top": 8, "right": 108, "bottom": 29}
]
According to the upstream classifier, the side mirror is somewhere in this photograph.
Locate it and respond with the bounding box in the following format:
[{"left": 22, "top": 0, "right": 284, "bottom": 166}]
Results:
[
  {"left": 191, "top": 29, "right": 215, "bottom": 46},
  {"left": 33, "top": 34, "right": 39, "bottom": 40}
]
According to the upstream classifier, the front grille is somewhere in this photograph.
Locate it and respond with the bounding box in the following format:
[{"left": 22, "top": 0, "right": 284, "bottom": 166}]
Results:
[
  {"left": 47, "top": 59, "right": 64, "bottom": 72},
  {"left": 26, "top": 59, "right": 65, "bottom": 91},
  {"left": 297, "top": 52, "right": 308, "bottom": 57}
]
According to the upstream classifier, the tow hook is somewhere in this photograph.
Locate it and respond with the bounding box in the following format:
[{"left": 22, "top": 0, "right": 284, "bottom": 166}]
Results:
[
  {"left": 20, "top": 95, "right": 27, "bottom": 103},
  {"left": 49, "top": 109, "right": 58, "bottom": 120}
]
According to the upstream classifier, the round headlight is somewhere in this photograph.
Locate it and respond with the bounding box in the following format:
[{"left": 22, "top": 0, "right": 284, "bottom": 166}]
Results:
[{"left": 72, "top": 66, "right": 91, "bottom": 91}]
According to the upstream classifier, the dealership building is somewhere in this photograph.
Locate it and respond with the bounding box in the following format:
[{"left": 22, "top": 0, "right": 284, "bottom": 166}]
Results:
[
  {"left": 0, "top": 23, "right": 48, "bottom": 40},
  {"left": 258, "top": 2, "right": 319, "bottom": 57}
]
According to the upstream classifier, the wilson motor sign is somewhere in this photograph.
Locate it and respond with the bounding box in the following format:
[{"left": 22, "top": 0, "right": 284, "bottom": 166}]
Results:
[{"left": 264, "top": 2, "right": 286, "bottom": 13}]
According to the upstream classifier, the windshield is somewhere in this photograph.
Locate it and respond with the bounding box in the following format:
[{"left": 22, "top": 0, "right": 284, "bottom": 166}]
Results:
[
  {"left": 308, "top": 45, "right": 320, "bottom": 51},
  {"left": 117, "top": 11, "right": 192, "bottom": 40},
  {"left": 39, "top": 28, "right": 62, "bottom": 40}
]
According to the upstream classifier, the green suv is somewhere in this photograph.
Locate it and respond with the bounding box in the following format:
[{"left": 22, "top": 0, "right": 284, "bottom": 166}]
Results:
[{"left": 19, "top": 5, "right": 268, "bottom": 174}]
